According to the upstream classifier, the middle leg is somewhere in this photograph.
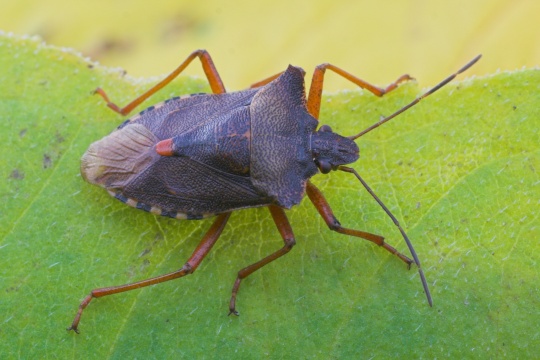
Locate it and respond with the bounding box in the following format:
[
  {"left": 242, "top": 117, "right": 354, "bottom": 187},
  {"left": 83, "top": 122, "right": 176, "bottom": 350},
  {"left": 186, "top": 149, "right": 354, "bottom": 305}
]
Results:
[
  {"left": 96, "top": 49, "right": 226, "bottom": 115},
  {"left": 229, "top": 205, "right": 296, "bottom": 315}
]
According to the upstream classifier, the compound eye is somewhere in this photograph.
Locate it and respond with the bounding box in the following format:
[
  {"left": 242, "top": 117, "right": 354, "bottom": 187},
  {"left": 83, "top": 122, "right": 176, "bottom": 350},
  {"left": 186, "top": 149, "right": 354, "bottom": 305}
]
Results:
[
  {"left": 316, "top": 159, "right": 332, "bottom": 174},
  {"left": 319, "top": 125, "right": 333, "bottom": 133}
]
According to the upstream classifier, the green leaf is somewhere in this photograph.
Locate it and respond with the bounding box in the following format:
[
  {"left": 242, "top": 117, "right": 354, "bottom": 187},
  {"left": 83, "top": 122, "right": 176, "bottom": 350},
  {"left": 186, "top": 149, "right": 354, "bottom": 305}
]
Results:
[{"left": 1, "top": 33, "right": 538, "bottom": 358}]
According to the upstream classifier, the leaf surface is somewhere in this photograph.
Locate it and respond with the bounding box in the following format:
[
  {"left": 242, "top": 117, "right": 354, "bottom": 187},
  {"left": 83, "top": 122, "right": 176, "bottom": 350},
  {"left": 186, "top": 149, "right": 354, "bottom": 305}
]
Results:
[{"left": 1, "top": 33, "right": 538, "bottom": 359}]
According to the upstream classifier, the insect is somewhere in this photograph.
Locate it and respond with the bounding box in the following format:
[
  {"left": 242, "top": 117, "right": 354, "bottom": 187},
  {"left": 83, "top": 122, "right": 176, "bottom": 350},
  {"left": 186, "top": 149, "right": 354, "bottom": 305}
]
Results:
[{"left": 68, "top": 50, "right": 481, "bottom": 333}]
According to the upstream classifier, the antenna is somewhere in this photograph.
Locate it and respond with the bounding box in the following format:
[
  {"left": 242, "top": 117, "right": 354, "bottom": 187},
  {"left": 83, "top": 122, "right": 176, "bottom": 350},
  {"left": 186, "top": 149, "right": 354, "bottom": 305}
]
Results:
[
  {"left": 349, "top": 54, "right": 481, "bottom": 140},
  {"left": 340, "top": 166, "right": 432, "bottom": 306},
  {"left": 341, "top": 55, "right": 482, "bottom": 306}
]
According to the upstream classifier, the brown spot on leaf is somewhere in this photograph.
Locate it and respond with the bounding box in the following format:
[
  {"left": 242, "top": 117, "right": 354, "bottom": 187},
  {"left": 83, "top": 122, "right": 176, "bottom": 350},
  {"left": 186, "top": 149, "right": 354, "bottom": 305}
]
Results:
[
  {"left": 160, "top": 14, "right": 199, "bottom": 43},
  {"left": 139, "top": 248, "right": 151, "bottom": 257},
  {"left": 9, "top": 169, "right": 24, "bottom": 180},
  {"left": 5, "top": 285, "right": 20, "bottom": 293},
  {"left": 87, "top": 38, "right": 134, "bottom": 59},
  {"left": 140, "top": 259, "right": 150, "bottom": 272},
  {"left": 43, "top": 154, "right": 52, "bottom": 169},
  {"left": 55, "top": 131, "right": 65, "bottom": 143}
]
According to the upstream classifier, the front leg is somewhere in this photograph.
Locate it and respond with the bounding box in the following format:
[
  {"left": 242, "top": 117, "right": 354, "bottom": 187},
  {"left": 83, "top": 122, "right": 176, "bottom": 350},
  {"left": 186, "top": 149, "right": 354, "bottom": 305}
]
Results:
[
  {"left": 307, "top": 63, "right": 412, "bottom": 119},
  {"left": 305, "top": 181, "right": 413, "bottom": 266}
]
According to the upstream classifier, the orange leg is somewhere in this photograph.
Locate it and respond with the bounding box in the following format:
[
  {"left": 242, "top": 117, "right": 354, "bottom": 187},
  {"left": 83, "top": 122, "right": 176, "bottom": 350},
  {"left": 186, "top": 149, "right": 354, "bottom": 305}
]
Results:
[
  {"left": 229, "top": 205, "right": 296, "bottom": 315},
  {"left": 67, "top": 212, "right": 231, "bottom": 334},
  {"left": 307, "top": 63, "right": 412, "bottom": 119},
  {"left": 305, "top": 181, "right": 413, "bottom": 266},
  {"left": 96, "top": 49, "right": 226, "bottom": 116}
]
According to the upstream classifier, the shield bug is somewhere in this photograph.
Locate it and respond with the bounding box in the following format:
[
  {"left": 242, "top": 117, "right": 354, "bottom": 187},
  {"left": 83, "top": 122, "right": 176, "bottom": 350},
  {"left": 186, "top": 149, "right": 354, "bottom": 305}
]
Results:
[{"left": 68, "top": 50, "right": 481, "bottom": 333}]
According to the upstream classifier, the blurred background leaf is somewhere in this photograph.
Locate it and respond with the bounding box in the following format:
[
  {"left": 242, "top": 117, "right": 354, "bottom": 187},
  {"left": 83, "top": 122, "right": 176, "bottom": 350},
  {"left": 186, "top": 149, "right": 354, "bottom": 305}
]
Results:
[
  {"left": 1, "top": 0, "right": 538, "bottom": 89},
  {"left": 1, "top": 1, "right": 539, "bottom": 359}
]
